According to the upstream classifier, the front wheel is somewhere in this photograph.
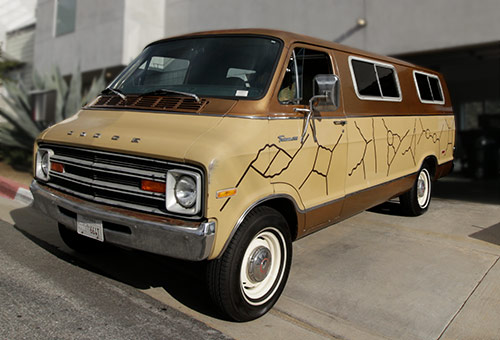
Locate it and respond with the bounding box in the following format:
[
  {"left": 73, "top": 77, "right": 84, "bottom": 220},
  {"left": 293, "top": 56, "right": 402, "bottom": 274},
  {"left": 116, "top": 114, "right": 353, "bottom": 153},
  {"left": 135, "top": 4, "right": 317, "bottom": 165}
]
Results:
[
  {"left": 207, "top": 206, "right": 292, "bottom": 321},
  {"left": 400, "top": 165, "right": 432, "bottom": 216}
]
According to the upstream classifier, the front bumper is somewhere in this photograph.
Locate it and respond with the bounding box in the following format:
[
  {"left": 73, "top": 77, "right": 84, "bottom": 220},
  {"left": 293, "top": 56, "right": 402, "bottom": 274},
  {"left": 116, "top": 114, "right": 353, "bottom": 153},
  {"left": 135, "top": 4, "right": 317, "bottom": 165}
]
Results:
[{"left": 30, "top": 180, "right": 215, "bottom": 261}]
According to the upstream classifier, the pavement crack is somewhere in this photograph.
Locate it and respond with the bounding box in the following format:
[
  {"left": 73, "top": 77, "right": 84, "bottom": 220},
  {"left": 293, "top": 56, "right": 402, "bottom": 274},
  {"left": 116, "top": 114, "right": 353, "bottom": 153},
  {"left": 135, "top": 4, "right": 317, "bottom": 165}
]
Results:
[
  {"left": 436, "top": 255, "right": 500, "bottom": 340},
  {"left": 270, "top": 308, "right": 340, "bottom": 339},
  {"left": 470, "top": 224, "right": 486, "bottom": 230}
]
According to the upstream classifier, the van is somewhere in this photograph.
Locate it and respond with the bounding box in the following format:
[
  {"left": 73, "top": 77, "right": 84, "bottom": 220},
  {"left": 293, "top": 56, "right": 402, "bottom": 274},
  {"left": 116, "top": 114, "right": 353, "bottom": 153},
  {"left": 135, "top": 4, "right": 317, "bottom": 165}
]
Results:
[{"left": 31, "top": 29, "right": 455, "bottom": 321}]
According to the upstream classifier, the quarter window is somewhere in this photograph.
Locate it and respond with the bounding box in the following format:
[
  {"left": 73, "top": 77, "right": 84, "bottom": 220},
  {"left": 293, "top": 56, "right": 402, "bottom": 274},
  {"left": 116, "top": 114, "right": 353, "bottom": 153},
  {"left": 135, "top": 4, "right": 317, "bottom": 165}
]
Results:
[
  {"left": 413, "top": 71, "right": 445, "bottom": 104},
  {"left": 349, "top": 57, "right": 402, "bottom": 101}
]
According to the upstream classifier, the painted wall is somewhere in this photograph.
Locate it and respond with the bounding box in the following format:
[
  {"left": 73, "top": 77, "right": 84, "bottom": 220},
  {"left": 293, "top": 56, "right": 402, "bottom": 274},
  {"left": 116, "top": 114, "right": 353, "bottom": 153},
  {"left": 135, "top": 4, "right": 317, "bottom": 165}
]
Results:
[
  {"left": 33, "top": 0, "right": 500, "bottom": 74},
  {"left": 5, "top": 24, "right": 35, "bottom": 87},
  {"left": 34, "top": 0, "right": 126, "bottom": 75},
  {"left": 364, "top": 0, "right": 500, "bottom": 55},
  {"left": 34, "top": 0, "right": 167, "bottom": 75},
  {"left": 122, "top": 0, "right": 166, "bottom": 65},
  {"left": 163, "top": 0, "right": 367, "bottom": 48},
  {"left": 163, "top": 0, "right": 500, "bottom": 55}
]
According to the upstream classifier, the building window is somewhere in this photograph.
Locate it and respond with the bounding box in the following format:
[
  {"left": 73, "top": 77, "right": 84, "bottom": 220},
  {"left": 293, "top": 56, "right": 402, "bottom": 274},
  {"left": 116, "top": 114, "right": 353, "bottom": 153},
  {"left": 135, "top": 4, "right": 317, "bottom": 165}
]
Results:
[
  {"left": 55, "top": 0, "right": 76, "bottom": 37},
  {"left": 349, "top": 56, "right": 402, "bottom": 102},
  {"left": 413, "top": 71, "right": 445, "bottom": 104}
]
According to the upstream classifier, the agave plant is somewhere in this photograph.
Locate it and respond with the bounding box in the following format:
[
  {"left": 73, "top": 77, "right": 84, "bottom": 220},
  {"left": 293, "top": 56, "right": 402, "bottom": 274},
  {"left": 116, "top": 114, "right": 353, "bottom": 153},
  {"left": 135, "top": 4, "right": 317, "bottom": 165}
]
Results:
[
  {"left": 0, "top": 66, "right": 106, "bottom": 161},
  {"left": 0, "top": 66, "right": 106, "bottom": 148}
]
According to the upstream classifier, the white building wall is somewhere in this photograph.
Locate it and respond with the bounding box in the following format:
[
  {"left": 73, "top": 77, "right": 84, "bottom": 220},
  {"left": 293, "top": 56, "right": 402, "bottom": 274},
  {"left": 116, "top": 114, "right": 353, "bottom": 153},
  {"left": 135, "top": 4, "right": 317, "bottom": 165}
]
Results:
[
  {"left": 34, "top": 0, "right": 168, "bottom": 76},
  {"left": 122, "top": 0, "right": 166, "bottom": 65},
  {"left": 0, "top": 0, "right": 37, "bottom": 48},
  {"left": 163, "top": 0, "right": 367, "bottom": 48},
  {"left": 5, "top": 24, "right": 35, "bottom": 87},
  {"left": 32, "top": 0, "right": 500, "bottom": 75},
  {"left": 34, "top": 0, "right": 126, "bottom": 75},
  {"left": 163, "top": 0, "right": 500, "bottom": 56},
  {"left": 365, "top": 0, "right": 500, "bottom": 55}
]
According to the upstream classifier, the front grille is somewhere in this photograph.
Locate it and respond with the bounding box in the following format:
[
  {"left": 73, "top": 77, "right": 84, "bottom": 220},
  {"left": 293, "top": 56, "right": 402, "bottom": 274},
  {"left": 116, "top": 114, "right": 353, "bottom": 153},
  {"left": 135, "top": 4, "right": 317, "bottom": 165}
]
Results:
[
  {"left": 40, "top": 144, "right": 201, "bottom": 218},
  {"left": 91, "top": 95, "right": 209, "bottom": 113}
]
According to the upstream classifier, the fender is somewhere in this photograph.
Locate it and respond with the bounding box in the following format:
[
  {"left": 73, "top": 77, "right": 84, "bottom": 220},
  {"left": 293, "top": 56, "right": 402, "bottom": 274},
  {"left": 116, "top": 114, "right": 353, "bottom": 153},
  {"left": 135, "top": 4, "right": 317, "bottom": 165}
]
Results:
[{"left": 215, "top": 194, "right": 302, "bottom": 259}]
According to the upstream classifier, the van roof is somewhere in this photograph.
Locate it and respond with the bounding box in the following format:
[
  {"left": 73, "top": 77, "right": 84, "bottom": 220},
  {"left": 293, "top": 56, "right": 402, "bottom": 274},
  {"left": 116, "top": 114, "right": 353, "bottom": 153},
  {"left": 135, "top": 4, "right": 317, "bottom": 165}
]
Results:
[{"left": 149, "top": 28, "right": 432, "bottom": 73}]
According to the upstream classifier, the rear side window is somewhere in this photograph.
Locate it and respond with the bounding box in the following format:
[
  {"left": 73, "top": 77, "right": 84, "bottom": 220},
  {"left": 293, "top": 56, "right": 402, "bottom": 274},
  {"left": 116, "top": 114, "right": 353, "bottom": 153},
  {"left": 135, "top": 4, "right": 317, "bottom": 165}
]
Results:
[
  {"left": 349, "top": 57, "right": 401, "bottom": 102},
  {"left": 413, "top": 71, "right": 445, "bottom": 104}
]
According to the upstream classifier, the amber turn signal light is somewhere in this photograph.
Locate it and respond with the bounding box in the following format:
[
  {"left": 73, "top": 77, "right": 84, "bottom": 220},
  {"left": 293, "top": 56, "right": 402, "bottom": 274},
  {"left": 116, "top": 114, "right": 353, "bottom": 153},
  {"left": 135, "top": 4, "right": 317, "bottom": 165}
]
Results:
[
  {"left": 141, "top": 179, "right": 166, "bottom": 193},
  {"left": 50, "top": 162, "right": 64, "bottom": 173},
  {"left": 216, "top": 188, "right": 237, "bottom": 199}
]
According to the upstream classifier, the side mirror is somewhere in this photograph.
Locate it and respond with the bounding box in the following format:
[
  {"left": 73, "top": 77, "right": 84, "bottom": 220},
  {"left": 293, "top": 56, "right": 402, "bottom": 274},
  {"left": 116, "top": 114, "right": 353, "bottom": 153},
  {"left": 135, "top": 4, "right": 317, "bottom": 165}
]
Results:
[{"left": 309, "top": 74, "right": 340, "bottom": 112}]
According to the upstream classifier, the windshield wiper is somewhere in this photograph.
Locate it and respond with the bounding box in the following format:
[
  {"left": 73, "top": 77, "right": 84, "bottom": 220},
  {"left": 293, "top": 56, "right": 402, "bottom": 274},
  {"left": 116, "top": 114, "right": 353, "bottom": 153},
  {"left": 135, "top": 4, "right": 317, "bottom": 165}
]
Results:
[
  {"left": 101, "top": 87, "right": 127, "bottom": 100},
  {"left": 139, "top": 89, "right": 200, "bottom": 103}
]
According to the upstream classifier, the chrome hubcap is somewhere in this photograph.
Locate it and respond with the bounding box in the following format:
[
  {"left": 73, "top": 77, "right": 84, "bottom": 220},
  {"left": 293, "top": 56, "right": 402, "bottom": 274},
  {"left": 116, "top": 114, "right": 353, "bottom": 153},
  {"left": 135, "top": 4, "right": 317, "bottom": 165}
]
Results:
[
  {"left": 240, "top": 227, "right": 287, "bottom": 306},
  {"left": 247, "top": 246, "right": 272, "bottom": 283},
  {"left": 417, "top": 169, "right": 430, "bottom": 208},
  {"left": 417, "top": 179, "right": 426, "bottom": 198}
]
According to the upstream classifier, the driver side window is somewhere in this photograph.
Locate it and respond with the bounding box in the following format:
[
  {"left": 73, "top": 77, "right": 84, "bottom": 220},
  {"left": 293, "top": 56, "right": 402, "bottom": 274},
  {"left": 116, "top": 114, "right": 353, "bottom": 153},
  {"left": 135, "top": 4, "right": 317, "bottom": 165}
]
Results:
[{"left": 278, "top": 48, "right": 332, "bottom": 105}]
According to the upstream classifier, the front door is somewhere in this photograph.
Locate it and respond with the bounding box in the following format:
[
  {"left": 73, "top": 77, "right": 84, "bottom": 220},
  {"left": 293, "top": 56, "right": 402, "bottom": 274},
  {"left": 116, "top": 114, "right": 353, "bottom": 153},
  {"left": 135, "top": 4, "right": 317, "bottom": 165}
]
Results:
[{"left": 268, "top": 45, "right": 348, "bottom": 236}]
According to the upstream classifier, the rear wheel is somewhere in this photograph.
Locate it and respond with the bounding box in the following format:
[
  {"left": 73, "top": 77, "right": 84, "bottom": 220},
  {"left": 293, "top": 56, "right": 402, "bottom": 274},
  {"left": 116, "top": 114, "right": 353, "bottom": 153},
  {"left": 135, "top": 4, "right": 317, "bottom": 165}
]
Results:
[
  {"left": 207, "top": 206, "right": 292, "bottom": 321},
  {"left": 400, "top": 165, "right": 432, "bottom": 216}
]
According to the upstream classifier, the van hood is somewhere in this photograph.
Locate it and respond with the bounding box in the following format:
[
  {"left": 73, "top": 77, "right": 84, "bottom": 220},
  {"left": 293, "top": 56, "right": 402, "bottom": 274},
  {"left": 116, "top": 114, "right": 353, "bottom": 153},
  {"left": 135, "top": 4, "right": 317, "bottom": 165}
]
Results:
[{"left": 40, "top": 109, "right": 224, "bottom": 163}]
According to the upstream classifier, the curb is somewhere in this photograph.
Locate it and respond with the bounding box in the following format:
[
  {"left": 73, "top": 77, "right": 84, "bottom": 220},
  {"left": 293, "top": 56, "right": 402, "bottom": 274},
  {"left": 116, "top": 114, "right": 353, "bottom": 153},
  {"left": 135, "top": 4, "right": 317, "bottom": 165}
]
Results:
[{"left": 0, "top": 176, "right": 34, "bottom": 205}]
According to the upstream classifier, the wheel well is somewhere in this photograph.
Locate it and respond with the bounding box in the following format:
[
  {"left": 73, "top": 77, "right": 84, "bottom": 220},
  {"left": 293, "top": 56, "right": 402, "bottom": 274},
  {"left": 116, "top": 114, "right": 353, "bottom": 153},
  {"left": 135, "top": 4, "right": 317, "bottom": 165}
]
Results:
[
  {"left": 258, "top": 198, "right": 298, "bottom": 241},
  {"left": 423, "top": 156, "right": 437, "bottom": 179}
]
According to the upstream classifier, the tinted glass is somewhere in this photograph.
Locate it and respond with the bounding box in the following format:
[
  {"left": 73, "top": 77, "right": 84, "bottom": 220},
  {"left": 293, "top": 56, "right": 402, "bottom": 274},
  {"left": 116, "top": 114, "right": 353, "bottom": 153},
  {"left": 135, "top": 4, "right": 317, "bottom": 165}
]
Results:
[
  {"left": 138, "top": 56, "right": 190, "bottom": 86},
  {"left": 415, "top": 73, "right": 433, "bottom": 101},
  {"left": 278, "top": 48, "right": 332, "bottom": 104},
  {"left": 110, "top": 36, "right": 282, "bottom": 99},
  {"left": 428, "top": 76, "right": 443, "bottom": 102},
  {"left": 351, "top": 60, "right": 381, "bottom": 97},
  {"left": 299, "top": 49, "right": 332, "bottom": 105},
  {"left": 376, "top": 65, "right": 399, "bottom": 98},
  {"left": 55, "top": 0, "right": 76, "bottom": 36}
]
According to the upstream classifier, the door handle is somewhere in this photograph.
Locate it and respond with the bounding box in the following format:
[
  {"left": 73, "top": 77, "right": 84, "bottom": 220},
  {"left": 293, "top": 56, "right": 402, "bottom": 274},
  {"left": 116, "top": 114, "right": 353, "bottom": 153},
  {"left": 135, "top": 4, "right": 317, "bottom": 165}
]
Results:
[{"left": 334, "top": 120, "right": 347, "bottom": 126}]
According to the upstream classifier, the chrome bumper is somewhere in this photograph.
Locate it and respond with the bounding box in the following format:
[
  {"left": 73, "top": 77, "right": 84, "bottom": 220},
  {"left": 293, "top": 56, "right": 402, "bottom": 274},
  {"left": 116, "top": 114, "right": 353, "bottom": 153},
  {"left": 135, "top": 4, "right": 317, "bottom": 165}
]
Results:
[{"left": 30, "top": 181, "right": 215, "bottom": 261}]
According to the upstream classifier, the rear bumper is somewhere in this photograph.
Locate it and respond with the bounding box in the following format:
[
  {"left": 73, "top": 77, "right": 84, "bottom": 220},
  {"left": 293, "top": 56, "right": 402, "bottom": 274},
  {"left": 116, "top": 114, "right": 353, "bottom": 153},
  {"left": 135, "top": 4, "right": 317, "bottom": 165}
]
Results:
[{"left": 30, "top": 180, "right": 215, "bottom": 261}]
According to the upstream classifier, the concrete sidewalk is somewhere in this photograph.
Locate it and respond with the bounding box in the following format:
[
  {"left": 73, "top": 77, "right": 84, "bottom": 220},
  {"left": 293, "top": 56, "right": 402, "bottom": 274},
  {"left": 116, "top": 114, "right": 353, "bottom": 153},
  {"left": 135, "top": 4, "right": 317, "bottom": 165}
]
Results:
[
  {"left": 0, "top": 176, "right": 33, "bottom": 205},
  {"left": 1, "top": 174, "right": 500, "bottom": 339},
  {"left": 0, "top": 162, "right": 33, "bottom": 205}
]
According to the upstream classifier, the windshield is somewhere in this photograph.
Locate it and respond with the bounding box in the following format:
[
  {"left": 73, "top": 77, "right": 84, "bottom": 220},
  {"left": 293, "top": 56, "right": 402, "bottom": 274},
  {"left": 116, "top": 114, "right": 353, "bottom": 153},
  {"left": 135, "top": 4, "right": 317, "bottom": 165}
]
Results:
[{"left": 109, "top": 36, "right": 283, "bottom": 100}]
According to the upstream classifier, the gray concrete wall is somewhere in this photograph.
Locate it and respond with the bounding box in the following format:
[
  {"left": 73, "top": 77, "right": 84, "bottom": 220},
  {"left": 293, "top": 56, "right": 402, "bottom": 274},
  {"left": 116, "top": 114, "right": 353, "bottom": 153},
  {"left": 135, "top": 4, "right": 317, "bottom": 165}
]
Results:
[
  {"left": 365, "top": 0, "right": 500, "bottom": 55},
  {"left": 33, "top": 0, "right": 125, "bottom": 75},
  {"left": 34, "top": 0, "right": 167, "bottom": 76},
  {"left": 32, "top": 0, "right": 500, "bottom": 75},
  {"left": 163, "top": 0, "right": 367, "bottom": 48},
  {"left": 122, "top": 0, "right": 166, "bottom": 65},
  {"left": 163, "top": 0, "right": 500, "bottom": 56}
]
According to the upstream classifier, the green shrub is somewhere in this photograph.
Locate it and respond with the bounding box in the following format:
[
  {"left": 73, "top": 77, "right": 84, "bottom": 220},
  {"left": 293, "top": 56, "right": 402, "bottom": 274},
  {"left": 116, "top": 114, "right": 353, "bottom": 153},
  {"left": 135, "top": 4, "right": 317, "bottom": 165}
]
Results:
[{"left": 0, "top": 66, "right": 105, "bottom": 169}]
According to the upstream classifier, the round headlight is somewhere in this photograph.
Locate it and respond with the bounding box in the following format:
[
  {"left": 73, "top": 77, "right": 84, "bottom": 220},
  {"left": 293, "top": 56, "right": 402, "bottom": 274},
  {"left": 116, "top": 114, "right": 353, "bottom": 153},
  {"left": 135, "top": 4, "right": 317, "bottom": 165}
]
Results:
[
  {"left": 174, "top": 175, "right": 197, "bottom": 208},
  {"left": 41, "top": 152, "right": 50, "bottom": 177}
]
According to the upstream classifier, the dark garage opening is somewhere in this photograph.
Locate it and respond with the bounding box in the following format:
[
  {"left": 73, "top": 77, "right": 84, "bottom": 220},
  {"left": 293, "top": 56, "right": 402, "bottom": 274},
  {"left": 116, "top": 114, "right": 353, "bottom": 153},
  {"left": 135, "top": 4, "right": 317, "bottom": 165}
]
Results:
[{"left": 399, "top": 42, "right": 500, "bottom": 179}]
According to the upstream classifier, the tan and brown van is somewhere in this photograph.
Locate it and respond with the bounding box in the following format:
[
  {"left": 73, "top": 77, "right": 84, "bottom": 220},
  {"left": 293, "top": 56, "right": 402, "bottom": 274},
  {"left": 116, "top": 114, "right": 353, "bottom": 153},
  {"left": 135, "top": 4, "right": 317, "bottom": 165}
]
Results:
[{"left": 31, "top": 29, "right": 455, "bottom": 321}]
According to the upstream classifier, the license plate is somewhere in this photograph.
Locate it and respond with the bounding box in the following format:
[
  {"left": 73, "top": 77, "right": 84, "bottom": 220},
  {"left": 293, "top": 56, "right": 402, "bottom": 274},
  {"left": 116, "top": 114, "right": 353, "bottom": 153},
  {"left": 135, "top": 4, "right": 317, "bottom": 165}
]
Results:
[{"left": 77, "top": 215, "right": 104, "bottom": 242}]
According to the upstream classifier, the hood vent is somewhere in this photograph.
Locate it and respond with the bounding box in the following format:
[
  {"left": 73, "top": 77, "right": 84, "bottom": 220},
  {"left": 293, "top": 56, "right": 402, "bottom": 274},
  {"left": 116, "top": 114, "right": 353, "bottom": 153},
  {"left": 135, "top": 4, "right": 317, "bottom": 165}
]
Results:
[{"left": 91, "top": 95, "right": 209, "bottom": 113}]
